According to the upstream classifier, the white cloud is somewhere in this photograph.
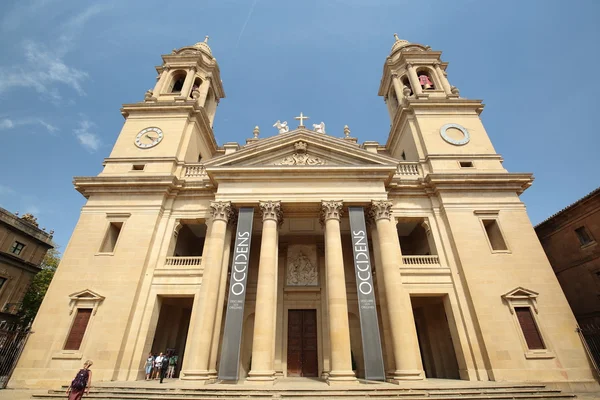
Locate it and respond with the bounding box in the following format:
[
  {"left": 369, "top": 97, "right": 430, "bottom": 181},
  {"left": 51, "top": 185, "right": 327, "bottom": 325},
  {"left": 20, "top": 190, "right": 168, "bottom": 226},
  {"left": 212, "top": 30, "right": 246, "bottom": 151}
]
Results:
[
  {"left": 38, "top": 119, "right": 58, "bottom": 133},
  {"left": 0, "top": 117, "right": 58, "bottom": 133},
  {"left": 0, "top": 119, "right": 14, "bottom": 129},
  {"left": 0, "top": 4, "right": 109, "bottom": 99},
  {"left": 0, "top": 41, "right": 89, "bottom": 97},
  {"left": 74, "top": 120, "right": 101, "bottom": 152}
]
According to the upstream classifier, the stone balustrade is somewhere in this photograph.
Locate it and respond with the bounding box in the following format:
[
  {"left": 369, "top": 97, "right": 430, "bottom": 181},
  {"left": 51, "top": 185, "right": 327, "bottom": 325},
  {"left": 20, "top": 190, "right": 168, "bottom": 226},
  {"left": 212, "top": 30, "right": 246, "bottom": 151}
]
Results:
[
  {"left": 183, "top": 164, "right": 207, "bottom": 178},
  {"left": 402, "top": 255, "right": 440, "bottom": 265},
  {"left": 396, "top": 162, "right": 420, "bottom": 176},
  {"left": 165, "top": 256, "right": 203, "bottom": 266}
]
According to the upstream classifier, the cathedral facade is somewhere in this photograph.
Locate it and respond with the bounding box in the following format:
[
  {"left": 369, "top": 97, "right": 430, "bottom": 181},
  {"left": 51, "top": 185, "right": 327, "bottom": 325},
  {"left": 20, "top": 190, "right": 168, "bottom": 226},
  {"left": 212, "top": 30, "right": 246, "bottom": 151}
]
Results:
[{"left": 10, "top": 37, "right": 596, "bottom": 390}]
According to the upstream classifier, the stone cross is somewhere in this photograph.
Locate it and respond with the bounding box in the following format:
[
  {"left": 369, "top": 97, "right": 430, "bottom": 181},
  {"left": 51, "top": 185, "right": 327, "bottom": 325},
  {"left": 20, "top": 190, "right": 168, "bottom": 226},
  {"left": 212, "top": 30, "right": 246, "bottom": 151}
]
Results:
[{"left": 295, "top": 112, "right": 309, "bottom": 127}]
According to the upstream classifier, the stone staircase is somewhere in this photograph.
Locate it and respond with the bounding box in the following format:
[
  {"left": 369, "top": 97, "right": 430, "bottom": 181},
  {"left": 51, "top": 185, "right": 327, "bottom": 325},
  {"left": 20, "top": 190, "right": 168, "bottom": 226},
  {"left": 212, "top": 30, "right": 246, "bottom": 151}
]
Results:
[{"left": 31, "top": 383, "right": 577, "bottom": 400}]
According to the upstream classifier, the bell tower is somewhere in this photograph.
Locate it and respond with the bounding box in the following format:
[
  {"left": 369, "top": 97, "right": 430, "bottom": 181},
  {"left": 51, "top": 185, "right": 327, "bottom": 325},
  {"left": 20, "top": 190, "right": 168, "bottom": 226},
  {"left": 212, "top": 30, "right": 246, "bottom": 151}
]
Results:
[
  {"left": 379, "top": 35, "right": 506, "bottom": 175},
  {"left": 100, "top": 37, "right": 225, "bottom": 176}
]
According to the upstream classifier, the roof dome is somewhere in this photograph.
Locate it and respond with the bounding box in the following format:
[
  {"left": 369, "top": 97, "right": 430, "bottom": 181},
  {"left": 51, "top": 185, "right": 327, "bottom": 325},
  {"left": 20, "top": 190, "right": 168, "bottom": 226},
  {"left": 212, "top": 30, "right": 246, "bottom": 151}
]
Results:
[
  {"left": 391, "top": 33, "right": 410, "bottom": 54},
  {"left": 193, "top": 36, "right": 212, "bottom": 56}
]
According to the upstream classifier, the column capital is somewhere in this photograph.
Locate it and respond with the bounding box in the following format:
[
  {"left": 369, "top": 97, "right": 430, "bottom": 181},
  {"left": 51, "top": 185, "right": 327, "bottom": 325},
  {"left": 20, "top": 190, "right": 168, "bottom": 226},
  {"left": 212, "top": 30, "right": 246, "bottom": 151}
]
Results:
[
  {"left": 406, "top": 63, "right": 414, "bottom": 69},
  {"left": 210, "top": 201, "right": 233, "bottom": 222},
  {"left": 370, "top": 200, "right": 393, "bottom": 222},
  {"left": 227, "top": 208, "right": 239, "bottom": 227},
  {"left": 320, "top": 200, "right": 343, "bottom": 223},
  {"left": 259, "top": 200, "right": 283, "bottom": 225}
]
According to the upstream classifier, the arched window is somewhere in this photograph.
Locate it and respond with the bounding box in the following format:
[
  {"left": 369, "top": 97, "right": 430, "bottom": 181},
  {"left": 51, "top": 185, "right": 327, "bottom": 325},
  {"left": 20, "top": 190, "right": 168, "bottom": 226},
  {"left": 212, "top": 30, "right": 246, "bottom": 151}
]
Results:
[
  {"left": 416, "top": 69, "right": 435, "bottom": 90},
  {"left": 190, "top": 78, "right": 202, "bottom": 98},
  {"left": 169, "top": 71, "right": 186, "bottom": 93}
]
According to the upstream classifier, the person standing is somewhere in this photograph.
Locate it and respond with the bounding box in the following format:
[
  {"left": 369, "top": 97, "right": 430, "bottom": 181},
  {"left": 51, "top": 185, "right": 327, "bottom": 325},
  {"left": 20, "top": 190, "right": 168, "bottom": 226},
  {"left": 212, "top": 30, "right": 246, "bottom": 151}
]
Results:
[
  {"left": 144, "top": 353, "right": 154, "bottom": 380},
  {"left": 159, "top": 353, "right": 170, "bottom": 383},
  {"left": 153, "top": 352, "right": 164, "bottom": 380},
  {"left": 66, "top": 360, "right": 93, "bottom": 400},
  {"left": 167, "top": 353, "right": 178, "bottom": 378}
]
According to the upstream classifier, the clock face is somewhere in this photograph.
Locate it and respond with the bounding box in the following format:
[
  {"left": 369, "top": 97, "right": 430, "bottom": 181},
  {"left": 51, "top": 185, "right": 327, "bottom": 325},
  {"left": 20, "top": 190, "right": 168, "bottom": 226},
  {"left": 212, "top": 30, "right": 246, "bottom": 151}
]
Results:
[
  {"left": 440, "top": 123, "right": 470, "bottom": 146},
  {"left": 135, "top": 127, "right": 164, "bottom": 149}
]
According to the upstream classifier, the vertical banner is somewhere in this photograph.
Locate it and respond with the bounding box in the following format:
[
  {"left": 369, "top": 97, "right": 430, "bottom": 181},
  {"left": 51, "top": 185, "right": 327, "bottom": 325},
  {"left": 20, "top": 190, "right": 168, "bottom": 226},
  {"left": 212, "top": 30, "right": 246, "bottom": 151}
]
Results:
[
  {"left": 348, "top": 206, "right": 386, "bottom": 381},
  {"left": 217, "top": 207, "right": 254, "bottom": 381}
]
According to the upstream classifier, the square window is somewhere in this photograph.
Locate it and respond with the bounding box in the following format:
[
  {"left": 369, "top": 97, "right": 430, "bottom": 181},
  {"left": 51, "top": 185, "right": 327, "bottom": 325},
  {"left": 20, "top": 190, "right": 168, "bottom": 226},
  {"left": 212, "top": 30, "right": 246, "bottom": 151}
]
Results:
[
  {"left": 575, "top": 226, "right": 594, "bottom": 246},
  {"left": 482, "top": 219, "right": 508, "bottom": 251},
  {"left": 132, "top": 164, "right": 145, "bottom": 171},
  {"left": 459, "top": 161, "right": 474, "bottom": 168},
  {"left": 10, "top": 241, "right": 25, "bottom": 256}
]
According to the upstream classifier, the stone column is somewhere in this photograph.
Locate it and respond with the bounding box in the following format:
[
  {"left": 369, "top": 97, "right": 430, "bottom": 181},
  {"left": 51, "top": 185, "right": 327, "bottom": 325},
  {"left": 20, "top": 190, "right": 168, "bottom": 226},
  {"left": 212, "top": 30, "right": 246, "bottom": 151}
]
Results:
[
  {"left": 181, "top": 201, "right": 233, "bottom": 381},
  {"left": 197, "top": 77, "right": 211, "bottom": 107},
  {"left": 208, "top": 213, "right": 236, "bottom": 376},
  {"left": 406, "top": 63, "right": 423, "bottom": 96},
  {"left": 321, "top": 201, "right": 357, "bottom": 384},
  {"left": 370, "top": 200, "right": 423, "bottom": 381},
  {"left": 433, "top": 62, "right": 452, "bottom": 94},
  {"left": 248, "top": 201, "right": 282, "bottom": 382},
  {"left": 366, "top": 215, "right": 395, "bottom": 376},
  {"left": 391, "top": 74, "right": 404, "bottom": 101},
  {"left": 179, "top": 67, "right": 196, "bottom": 99},
  {"left": 152, "top": 67, "right": 170, "bottom": 95}
]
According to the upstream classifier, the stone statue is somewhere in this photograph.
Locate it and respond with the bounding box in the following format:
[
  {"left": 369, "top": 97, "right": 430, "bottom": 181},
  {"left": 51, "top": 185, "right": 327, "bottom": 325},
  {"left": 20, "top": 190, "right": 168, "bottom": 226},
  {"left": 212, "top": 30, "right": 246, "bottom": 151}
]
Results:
[
  {"left": 312, "top": 121, "right": 326, "bottom": 133},
  {"left": 273, "top": 120, "right": 289, "bottom": 134}
]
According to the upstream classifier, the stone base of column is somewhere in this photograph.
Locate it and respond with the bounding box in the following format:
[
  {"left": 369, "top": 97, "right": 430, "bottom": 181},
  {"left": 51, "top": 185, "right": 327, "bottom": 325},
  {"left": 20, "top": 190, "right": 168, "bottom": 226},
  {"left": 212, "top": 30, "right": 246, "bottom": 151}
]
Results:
[
  {"left": 207, "top": 369, "right": 218, "bottom": 379},
  {"left": 327, "top": 370, "right": 358, "bottom": 385},
  {"left": 246, "top": 370, "right": 276, "bottom": 384},
  {"left": 179, "top": 369, "right": 212, "bottom": 382},
  {"left": 387, "top": 369, "right": 424, "bottom": 382}
]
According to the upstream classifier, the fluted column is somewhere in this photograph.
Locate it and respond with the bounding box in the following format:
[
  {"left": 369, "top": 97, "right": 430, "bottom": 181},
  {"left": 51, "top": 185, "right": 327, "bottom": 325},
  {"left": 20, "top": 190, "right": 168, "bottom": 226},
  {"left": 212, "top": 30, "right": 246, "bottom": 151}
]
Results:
[
  {"left": 406, "top": 63, "right": 423, "bottom": 95},
  {"left": 248, "top": 201, "right": 282, "bottom": 382},
  {"left": 321, "top": 201, "right": 357, "bottom": 384},
  {"left": 370, "top": 201, "right": 423, "bottom": 381},
  {"left": 208, "top": 213, "right": 236, "bottom": 376},
  {"left": 181, "top": 201, "right": 233, "bottom": 380}
]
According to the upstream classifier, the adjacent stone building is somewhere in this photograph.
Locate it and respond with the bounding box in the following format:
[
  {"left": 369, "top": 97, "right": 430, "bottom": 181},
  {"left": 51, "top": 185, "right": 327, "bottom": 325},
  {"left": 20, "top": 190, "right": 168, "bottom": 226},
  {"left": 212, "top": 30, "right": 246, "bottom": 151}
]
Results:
[
  {"left": 9, "top": 36, "right": 598, "bottom": 391},
  {"left": 0, "top": 209, "right": 54, "bottom": 327},
  {"left": 535, "top": 188, "right": 600, "bottom": 327}
]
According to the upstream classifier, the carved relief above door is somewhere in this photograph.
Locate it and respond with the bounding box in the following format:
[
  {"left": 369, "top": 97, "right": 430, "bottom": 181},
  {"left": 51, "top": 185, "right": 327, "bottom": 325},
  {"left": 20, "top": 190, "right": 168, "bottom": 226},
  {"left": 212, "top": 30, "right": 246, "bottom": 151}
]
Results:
[{"left": 286, "top": 244, "right": 318, "bottom": 286}]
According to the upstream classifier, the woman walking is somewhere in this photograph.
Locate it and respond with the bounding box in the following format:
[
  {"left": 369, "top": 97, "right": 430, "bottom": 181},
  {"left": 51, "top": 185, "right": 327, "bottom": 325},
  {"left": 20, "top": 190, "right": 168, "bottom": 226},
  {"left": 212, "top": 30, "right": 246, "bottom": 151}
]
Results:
[{"left": 66, "top": 360, "right": 93, "bottom": 400}]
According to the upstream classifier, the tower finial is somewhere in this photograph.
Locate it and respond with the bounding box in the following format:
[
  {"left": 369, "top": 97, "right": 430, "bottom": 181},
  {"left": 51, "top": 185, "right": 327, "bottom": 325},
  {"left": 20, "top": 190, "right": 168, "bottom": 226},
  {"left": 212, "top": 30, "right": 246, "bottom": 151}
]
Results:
[
  {"left": 204, "top": 35, "right": 209, "bottom": 43},
  {"left": 394, "top": 33, "right": 400, "bottom": 42}
]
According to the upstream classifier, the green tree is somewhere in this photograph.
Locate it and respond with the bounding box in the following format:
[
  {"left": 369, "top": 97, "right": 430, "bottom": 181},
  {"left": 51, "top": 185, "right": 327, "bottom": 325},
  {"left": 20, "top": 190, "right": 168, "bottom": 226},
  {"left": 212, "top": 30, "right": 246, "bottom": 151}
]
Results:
[{"left": 19, "top": 248, "right": 60, "bottom": 326}]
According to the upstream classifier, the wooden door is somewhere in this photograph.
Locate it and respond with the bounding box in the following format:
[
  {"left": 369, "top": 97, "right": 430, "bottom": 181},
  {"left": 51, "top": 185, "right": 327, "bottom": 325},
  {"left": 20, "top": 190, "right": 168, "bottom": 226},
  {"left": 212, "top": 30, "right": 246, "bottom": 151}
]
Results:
[{"left": 287, "top": 310, "right": 318, "bottom": 377}]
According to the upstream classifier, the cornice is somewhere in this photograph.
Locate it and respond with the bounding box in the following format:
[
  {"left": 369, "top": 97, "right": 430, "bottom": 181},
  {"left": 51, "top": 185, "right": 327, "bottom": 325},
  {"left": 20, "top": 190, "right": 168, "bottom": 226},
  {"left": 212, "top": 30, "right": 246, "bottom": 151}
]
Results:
[
  {"left": 73, "top": 175, "right": 181, "bottom": 198},
  {"left": 206, "top": 165, "right": 396, "bottom": 185},
  {"left": 424, "top": 172, "right": 534, "bottom": 194}
]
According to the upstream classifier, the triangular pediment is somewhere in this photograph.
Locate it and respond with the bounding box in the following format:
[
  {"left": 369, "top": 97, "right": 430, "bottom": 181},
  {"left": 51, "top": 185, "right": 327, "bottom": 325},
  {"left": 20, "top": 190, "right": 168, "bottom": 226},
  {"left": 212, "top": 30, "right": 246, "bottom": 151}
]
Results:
[
  {"left": 501, "top": 287, "right": 539, "bottom": 300},
  {"left": 205, "top": 129, "right": 399, "bottom": 168},
  {"left": 68, "top": 289, "right": 105, "bottom": 302}
]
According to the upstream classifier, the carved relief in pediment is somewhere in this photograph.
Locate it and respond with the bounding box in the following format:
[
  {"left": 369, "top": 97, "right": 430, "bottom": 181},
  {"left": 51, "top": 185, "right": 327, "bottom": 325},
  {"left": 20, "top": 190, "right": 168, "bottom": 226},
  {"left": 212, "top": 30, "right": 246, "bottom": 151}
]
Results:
[
  {"left": 273, "top": 141, "right": 326, "bottom": 166},
  {"left": 286, "top": 245, "right": 318, "bottom": 286}
]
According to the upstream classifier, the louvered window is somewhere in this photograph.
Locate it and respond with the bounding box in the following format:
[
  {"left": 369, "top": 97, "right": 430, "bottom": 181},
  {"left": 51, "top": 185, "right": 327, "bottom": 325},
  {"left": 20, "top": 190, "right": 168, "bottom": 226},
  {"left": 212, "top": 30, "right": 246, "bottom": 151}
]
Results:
[
  {"left": 64, "top": 308, "right": 92, "bottom": 350},
  {"left": 515, "top": 307, "right": 545, "bottom": 350}
]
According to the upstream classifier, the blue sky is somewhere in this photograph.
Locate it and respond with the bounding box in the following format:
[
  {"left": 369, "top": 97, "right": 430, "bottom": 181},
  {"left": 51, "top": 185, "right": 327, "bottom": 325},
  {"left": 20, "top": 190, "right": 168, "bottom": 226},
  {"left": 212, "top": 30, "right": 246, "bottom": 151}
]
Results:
[{"left": 0, "top": 0, "right": 599, "bottom": 252}]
